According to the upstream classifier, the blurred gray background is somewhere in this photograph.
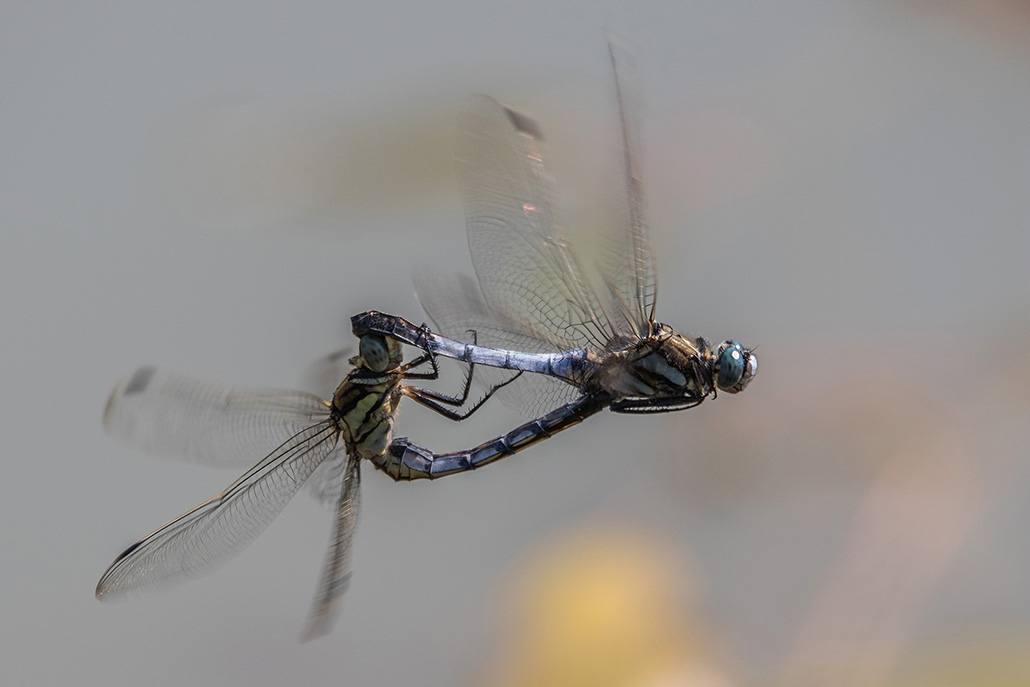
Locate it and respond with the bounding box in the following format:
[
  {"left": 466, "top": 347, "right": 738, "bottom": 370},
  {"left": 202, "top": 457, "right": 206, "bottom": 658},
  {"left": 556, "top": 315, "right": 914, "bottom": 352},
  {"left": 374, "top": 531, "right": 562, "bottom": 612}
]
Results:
[{"left": 3, "top": 1, "right": 1030, "bottom": 686}]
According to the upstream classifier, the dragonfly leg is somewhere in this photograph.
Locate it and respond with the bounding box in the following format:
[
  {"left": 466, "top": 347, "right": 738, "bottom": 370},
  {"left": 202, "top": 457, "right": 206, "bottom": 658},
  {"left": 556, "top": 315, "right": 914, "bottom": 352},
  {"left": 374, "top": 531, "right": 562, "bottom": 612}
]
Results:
[
  {"left": 403, "top": 370, "right": 523, "bottom": 421},
  {"left": 396, "top": 351, "right": 435, "bottom": 376},
  {"left": 394, "top": 324, "right": 438, "bottom": 378},
  {"left": 399, "top": 330, "right": 499, "bottom": 414},
  {"left": 399, "top": 350, "right": 448, "bottom": 382},
  {"left": 399, "top": 325, "right": 474, "bottom": 382},
  {"left": 610, "top": 395, "right": 704, "bottom": 413},
  {"left": 610, "top": 356, "right": 712, "bottom": 413},
  {"left": 406, "top": 361, "right": 474, "bottom": 405},
  {"left": 371, "top": 393, "right": 608, "bottom": 481}
]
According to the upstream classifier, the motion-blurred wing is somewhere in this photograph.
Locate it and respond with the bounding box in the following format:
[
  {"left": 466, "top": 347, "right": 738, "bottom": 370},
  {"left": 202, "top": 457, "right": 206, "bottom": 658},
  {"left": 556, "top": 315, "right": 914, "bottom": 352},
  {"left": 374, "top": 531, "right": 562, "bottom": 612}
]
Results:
[
  {"left": 103, "top": 366, "right": 330, "bottom": 468},
  {"left": 302, "top": 347, "right": 353, "bottom": 402},
  {"left": 302, "top": 456, "right": 361, "bottom": 641},
  {"left": 96, "top": 420, "right": 341, "bottom": 599}
]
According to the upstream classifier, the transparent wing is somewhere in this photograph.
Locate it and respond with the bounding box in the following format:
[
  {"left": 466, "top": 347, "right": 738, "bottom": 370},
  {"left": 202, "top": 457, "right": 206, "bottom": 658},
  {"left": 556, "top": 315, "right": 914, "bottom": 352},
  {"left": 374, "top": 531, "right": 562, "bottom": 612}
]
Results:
[
  {"left": 591, "top": 40, "right": 657, "bottom": 332},
  {"left": 306, "top": 449, "right": 351, "bottom": 507},
  {"left": 96, "top": 420, "right": 341, "bottom": 599},
  {"left": 415, "top": 270, "right": 579, "bottom": 418},
  {"left": 302, "top": 347, "right": 353, "bottom": 402},
  {"left": 104, "top": 367, "right": 331, "bottom": 468},
  {"left": 458, "top": 95, "right": 628, "bottom": 351},
  {"left": 302, "top": 456, "right": 361, "bottom": 641}
]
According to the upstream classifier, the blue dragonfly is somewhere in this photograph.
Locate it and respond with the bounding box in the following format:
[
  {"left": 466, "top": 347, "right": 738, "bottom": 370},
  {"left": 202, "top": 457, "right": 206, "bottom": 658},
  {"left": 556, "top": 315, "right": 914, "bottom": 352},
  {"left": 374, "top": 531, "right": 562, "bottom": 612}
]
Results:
[{"left": 351, "top": 44, "right": 756, "bottom": 476}]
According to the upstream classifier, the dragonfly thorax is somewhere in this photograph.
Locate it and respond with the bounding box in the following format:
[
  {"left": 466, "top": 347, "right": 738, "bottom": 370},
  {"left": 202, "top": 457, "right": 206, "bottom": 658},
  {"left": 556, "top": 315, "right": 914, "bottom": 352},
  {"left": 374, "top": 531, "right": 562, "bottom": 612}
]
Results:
[{"left": 591, "top": 331, "right": 703, "bottom": 402}]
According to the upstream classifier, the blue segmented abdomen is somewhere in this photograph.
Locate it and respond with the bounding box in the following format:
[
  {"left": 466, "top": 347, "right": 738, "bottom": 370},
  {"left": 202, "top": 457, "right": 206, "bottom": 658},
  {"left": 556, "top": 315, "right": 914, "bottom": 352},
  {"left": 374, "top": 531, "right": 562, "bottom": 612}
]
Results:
[{"left": 370, "top": 393, "right": 610, "bottom": 481}]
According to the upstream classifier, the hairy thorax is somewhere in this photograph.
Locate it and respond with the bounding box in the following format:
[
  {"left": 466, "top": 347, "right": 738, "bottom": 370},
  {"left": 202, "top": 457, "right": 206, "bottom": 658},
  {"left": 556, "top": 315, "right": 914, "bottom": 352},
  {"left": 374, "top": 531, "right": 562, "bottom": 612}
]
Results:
[{"left": 591, "top": 334, "right": 708, "bottom": 401}]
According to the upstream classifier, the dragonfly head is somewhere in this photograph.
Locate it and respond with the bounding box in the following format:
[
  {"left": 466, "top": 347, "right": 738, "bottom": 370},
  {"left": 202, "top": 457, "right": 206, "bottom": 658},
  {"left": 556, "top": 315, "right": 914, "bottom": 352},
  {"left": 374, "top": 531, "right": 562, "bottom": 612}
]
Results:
[
  {"left": 356, "top": 334, "right": 403, "bottom": 373},
  {"left": 711, "top": 340, "right": 757, "bottom": 393},
  {"left": 650, "top": 326, "right": 757, "bottom": 396}
]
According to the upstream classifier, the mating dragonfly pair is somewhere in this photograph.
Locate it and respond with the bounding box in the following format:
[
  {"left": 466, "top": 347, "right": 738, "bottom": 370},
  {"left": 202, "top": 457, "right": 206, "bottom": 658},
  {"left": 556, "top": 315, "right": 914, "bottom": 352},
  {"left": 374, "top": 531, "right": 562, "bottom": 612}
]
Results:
[{"left": 96, "top": 50, "right": 757, "bottom": 640}]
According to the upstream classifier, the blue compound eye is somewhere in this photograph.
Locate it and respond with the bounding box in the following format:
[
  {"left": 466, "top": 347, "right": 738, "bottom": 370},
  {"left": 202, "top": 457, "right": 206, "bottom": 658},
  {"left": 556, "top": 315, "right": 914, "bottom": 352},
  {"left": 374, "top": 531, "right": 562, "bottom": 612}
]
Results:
[
  {"left": 716, "top": 341, "right": 745, "bottom": 391},
  {"left": 359, "top": 334, "right": 390, "bottom": 372}
]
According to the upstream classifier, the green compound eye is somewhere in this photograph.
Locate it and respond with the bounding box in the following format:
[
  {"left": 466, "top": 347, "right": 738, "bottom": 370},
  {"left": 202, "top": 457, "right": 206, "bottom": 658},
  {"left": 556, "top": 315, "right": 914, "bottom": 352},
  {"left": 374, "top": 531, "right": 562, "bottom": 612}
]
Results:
[{"left": 359, "top": 334, "right": 390, "bottom": 372}]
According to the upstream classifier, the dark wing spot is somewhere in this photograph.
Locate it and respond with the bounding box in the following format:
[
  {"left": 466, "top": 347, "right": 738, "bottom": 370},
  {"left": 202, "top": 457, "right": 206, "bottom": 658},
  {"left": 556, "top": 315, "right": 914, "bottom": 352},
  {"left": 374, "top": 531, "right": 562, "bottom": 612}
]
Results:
[
  {"left": 124, "top": 367, "right": 157, "bottom": 395},
  {"left": 503, "top": 106, "right": 544, "bottom": 140}
]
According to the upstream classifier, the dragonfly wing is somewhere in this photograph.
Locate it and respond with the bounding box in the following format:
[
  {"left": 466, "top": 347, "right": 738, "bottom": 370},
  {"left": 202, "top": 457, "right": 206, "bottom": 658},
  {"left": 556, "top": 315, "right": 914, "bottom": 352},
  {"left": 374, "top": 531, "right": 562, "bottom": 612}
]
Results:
[
  {"left": 458, "top": 95, "right": 627, "bottom": 351},
  {"left": 96, "top": 421, "right": 341, "bottom": 599},
  {"left": 590, "top": 41, "right": 657, "bottom": 334},
  {"left": 301, "top": 347, "right": 354, "bottom": 402},
  {"left": 305, "top": 449, "right": 350, "bottom": 507},
  {"left": 415, "top": 270, "right": 580, "bottom": 417},
  {"left": 302, "top": 456, "right": 361, "bottom": 641},
  {"left": 104, "top": 367, "right": 331, "bottom": 468}
]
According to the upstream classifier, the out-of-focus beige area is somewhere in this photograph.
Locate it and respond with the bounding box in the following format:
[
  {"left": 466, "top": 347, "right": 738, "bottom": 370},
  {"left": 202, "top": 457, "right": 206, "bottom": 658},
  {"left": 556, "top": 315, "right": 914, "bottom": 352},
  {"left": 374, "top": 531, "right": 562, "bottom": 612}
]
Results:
[
  {"left": 3, "top": 1, "right": 1029, "bottom": 686},
  {"left": 476, "top": 526, "right": 729, "bottom": 687}
]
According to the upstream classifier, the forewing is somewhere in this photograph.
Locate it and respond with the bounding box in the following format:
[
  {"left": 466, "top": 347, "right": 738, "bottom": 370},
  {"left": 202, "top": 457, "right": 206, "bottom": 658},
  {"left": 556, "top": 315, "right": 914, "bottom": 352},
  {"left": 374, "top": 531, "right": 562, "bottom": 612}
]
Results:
[
  {"left": 302, "top": 457, "right": 361, "bottom": 641},
  {"left": 96, "top": 421, "right": 341, "bottom": 599},
  {"left": 103, "top": 367, "right": 330, "bottom": 468},
  {"left": 590, "top": 41, "right": 657, "bottom": 334},
  {"left": 458, "top": 95, "right": 621, "bottom": 351}
]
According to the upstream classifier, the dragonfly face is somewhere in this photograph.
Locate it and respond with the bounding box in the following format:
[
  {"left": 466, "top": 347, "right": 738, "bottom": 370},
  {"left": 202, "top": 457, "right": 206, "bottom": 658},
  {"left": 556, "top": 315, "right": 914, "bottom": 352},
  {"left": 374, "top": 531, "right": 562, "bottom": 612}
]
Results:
[{"left": 711, "top": 340, "right": 757, "bottom": 394}]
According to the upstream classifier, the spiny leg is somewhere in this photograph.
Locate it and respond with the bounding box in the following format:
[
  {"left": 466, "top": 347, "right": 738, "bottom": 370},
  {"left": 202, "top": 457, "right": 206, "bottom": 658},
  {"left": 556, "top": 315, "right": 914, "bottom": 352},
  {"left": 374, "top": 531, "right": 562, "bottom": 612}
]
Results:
[
  {"left": 392, "top": 328, "right": 524, "bottom": 418},
  {"left": 395, "top": 351, "right": 436, "bottom": 377},
  {"left": 399, "top": 329, "right": 481, "bottom": 409},
  {"left": 394, "top": 325, "right": 440, "bottom": 377},
  {"left": 610, "top": 395, "right": 704, "bottom": 413},
  {"left": 399, "top": 325, "right": 477, "bottom": 380},
  {"left": 403, "top": 370, "right": 523, "bottom": 421}
]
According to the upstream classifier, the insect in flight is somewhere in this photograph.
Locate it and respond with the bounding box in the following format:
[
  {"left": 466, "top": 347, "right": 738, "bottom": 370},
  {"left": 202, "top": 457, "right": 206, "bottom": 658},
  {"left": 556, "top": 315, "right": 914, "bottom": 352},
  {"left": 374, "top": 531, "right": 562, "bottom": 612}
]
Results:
[
  {"left": 96, "top": 335, "right": 518, "bottom": 640},
  {"left": 350, "top": 44, "right": 757, "bottom": 474}
]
